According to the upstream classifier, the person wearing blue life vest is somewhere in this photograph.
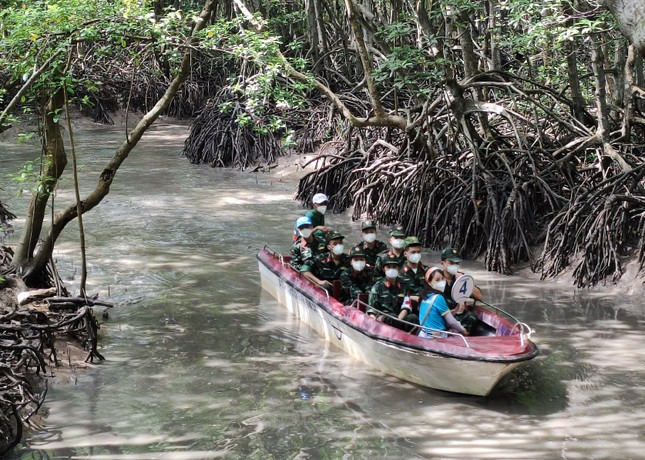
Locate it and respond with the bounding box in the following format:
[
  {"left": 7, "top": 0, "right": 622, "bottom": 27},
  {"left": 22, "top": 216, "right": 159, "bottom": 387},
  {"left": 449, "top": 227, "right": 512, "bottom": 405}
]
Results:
[{"left": 417, "top": 267, "right": 468, "bottom": 338}]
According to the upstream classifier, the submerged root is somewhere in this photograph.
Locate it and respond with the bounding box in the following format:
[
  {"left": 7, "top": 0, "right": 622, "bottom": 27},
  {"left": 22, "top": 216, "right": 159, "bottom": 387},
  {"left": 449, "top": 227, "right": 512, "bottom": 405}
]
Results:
[{"left": 0, "top": 251, "right": 107, "bottom": 454}]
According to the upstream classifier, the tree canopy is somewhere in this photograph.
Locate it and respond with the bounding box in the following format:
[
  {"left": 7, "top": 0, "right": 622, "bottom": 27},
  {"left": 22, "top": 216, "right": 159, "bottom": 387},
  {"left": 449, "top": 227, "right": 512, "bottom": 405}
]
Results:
[{"left": 2, "top": 0, "right": 645, "bottom": 287}]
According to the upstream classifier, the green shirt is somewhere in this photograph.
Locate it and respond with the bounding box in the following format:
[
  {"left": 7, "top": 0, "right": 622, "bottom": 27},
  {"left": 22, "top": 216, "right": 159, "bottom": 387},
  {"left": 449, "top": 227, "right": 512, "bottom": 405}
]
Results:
[{"left": 304, "top": 209, "right": 325, "bottom": 228}]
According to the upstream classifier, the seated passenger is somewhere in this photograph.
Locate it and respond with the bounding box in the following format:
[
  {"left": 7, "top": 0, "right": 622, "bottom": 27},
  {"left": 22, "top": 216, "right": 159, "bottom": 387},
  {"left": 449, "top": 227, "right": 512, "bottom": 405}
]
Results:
[
  {"left": 367, "top": 255, "right": 415, "bottom": 331},
  {"left": 340, "top": 246, "right": 376, "bottom": 305},
  {"left": 292, "top": 193, "right": 329, "bottom": 244},
  {"left": 290, "top": 216, "right": 326, "bottom": 273},
  {"left": 352, "top": 220, "right": 387, "bottom": 267},
  {"left": 374, "top": 225, "right": 407, "bottom": 278},
  {"left": 305, "top": 230, "right": 350, "bottom": 291},
  {"left": 439, "top": 248, "right": 482, "bottom": 335},
  {"left": 397, "top": 236, "right": 428, "bottom": 307},
  {"left": 418, "top": 267, "right": 468, "bottom": 338}
]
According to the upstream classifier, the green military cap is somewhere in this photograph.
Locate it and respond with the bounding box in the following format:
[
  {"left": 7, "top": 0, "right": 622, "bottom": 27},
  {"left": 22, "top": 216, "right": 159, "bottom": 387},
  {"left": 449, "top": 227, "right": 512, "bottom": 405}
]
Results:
[
  {"left": 441, "top": 247, "right": 463, "bottom": 262},
  {"left": 349, "top": 246, "right": 366, "bottom": 258},
  {"left": 381, "top": 254, "right": 401, "bottom": 266},
  {"left": 361, "top": 220, "right": 377, "bottom": 230},
  {"left": 326, "top": 230, "right": 345, "bottom": 243},
  {"left": 388, "top": 225, "right": 406, "bottom": 237},
  {"left": 404, "top": 236, "right": 422, "bottom": 249}
]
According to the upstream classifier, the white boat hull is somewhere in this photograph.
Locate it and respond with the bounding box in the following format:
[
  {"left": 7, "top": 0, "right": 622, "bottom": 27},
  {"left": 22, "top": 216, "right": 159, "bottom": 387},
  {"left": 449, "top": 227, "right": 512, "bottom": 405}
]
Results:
[{"left": 259, "top": 256, "right": 528, "bottom": 396}]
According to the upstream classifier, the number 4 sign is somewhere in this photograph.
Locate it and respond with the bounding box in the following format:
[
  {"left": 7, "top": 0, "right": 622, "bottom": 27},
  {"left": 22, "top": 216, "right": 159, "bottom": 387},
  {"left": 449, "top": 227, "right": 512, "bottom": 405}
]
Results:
[{"left": 451, "top": 274, "right": 474, "bottom": 303}]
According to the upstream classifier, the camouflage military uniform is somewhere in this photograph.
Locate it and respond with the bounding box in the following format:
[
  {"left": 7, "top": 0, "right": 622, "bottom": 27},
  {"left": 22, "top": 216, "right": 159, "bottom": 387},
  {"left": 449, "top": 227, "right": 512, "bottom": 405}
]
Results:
[
  {"left": 398, "top": 263, "right": 429, "bottom": 299},
  {"left": 367, "top": 279, "right": 407, "bottom": 319},
  {"left": 309, "top": 252, "right": 350, "bottom": 280},
  {"left": 374, "top": 249, "right": 407, "bottom": 278},
  {"left": 353, "top": 240, "right": 388, "bottom": 267},
  {"left": 340, "top": 265, "right": 376, "bottom": 304},
  {"left": 289, "top": 236, "right": 325, "bottom": 272}
]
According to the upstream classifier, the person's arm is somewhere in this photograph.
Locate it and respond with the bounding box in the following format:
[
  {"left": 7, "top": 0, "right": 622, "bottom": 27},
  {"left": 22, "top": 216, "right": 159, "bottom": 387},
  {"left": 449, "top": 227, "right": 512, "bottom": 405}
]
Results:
[
  {"left": 443, "top": 311, "right": 468, "bottom": 335},
  {"left": 303, "top": 271, "right": 332, "bottom": 289}
]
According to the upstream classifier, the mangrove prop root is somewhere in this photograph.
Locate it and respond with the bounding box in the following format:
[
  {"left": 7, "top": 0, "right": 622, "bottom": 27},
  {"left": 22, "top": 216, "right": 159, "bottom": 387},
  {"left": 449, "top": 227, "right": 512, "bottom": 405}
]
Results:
[
  {"left": 182, "top": 88, "right": 286, "bottom": 169},
  {"left": 0, "top": 266, "right": 107, "bottom": 453},
  {"left": 294, "top": 71, "right": 645, "bottom": 287}
]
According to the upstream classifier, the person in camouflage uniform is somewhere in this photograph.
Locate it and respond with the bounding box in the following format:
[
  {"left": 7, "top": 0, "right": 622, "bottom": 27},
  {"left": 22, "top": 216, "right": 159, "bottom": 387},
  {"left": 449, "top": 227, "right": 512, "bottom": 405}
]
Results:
[
  {"left": 367, "top": 255, "right": 415, "bottom": 331},
  {"left": 397, "top": 236, "right": 428, "bottom": 317},
  {"left": 307, "top": 230, "right": 350, "bottom": 285},
  {"left": 374, "top": 225, "right": 407, "bottom": 278},
  {"left": 290, "top": 216, "right": 326, "bottom": 274},
  {"left": 440, "top": 248, "right": 482, "bottom": 335},
  {"left": 352, "top": 220, "right": 388, "bottom": 268},
  {"left": 340, "top": 246, "right": 376, "bottom": 305}
]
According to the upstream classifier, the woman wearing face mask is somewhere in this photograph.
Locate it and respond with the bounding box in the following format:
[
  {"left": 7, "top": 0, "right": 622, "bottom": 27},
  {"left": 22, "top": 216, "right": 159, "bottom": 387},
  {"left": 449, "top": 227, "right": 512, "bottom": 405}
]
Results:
[
  {"left": 353, "top": 220, "right": 387, "bottom": 267},
  {"left": 418, "top": 267, "right": 468, "bottom": 338},
  {"left": 440, "top": 248, "right": 482, "bottom": 335},
  {"left": 340, "top": 246, "right": 376, "bottom": 304},
  {"left": 367, "top": 256, "right": 413, "bottom": 331}
]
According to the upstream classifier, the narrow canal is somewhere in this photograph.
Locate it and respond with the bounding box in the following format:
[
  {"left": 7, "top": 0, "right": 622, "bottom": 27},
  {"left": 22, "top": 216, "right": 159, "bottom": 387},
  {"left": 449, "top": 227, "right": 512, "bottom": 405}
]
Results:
[{"left": 2, "top": 121, "right": 645, "bottom": 459}]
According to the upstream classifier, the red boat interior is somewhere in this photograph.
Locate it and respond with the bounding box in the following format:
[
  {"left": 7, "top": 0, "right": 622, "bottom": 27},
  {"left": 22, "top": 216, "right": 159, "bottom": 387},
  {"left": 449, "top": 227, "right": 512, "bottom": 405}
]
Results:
[{"left": 259, "top": 248, "right": 538, "bottom": 360}]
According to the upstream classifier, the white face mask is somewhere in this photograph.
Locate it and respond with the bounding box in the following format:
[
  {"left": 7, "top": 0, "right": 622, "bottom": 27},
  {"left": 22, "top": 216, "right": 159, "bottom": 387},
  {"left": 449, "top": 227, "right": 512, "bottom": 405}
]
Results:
[
  {"left": 351, "top": 260, "right": 366, "bottom": 272},
  {"left": 407, "top": 253, "right": 422, "bottom": 264},
  {"left": 332, "top": 244, "right": 344, "bottom": 255},
  {"left": 385, "top": 268, "right": 399, "bottom": 279},
  {"left": 363, "top": 233, "right": 377, "bottom": 243},
  {"left": 432, "top": 280, "right": 446, "bottom": 292},
  {"left": 299, "top": 228, "right": 313, "bottom": 238},
  {"left": 391, "top": 238, "right": 404, "bottom": 249},
  {"left": 447, "top": 264, "right": 460, "bottom": 275},
  {"left": 316, "top": 205, "right": 327, "bottom": 215}
]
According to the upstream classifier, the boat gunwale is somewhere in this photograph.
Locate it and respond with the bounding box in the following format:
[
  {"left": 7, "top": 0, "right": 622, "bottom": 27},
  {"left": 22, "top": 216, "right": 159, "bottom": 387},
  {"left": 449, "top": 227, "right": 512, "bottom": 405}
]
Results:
[{"left": 258, "top": 248, "right": 539, "bottom": 364}]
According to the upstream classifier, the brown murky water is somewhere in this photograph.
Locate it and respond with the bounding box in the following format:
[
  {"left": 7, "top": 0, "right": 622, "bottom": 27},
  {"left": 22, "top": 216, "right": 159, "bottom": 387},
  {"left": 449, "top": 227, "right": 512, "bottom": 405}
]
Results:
[{"left": 2, "top": 121, "right": 645, "bottom": 459}]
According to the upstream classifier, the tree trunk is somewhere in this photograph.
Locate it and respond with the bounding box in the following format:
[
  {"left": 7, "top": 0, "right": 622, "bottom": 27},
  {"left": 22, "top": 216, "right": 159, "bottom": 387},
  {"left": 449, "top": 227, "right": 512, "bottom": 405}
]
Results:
[
  {"left": 10, "top": 0, "right": 217, "bottom": 284},
  {"left": 604, "top": 0, "right": 645, "bottom": 54},
  {"left": 11, "top": 88, "right": 67, "bottom": 281}
]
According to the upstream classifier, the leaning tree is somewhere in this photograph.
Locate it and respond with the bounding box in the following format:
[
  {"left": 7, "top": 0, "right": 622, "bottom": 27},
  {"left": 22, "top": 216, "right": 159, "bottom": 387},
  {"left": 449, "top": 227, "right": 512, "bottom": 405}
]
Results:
[{"left": 1, "top": 0, "right": 217, "bottom": 290}]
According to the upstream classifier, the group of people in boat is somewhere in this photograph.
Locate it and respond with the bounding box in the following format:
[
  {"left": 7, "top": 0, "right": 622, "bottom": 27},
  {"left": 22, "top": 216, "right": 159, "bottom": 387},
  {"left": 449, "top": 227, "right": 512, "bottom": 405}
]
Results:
[{"left": 290, "top": 193, "right": 483, "bottom": 337}]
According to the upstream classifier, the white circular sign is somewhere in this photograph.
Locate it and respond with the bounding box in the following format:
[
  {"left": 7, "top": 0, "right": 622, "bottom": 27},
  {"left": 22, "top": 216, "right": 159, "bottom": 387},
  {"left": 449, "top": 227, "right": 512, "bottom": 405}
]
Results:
[{"left": 451, "top": 274, "right": 474, "bottom": 303}]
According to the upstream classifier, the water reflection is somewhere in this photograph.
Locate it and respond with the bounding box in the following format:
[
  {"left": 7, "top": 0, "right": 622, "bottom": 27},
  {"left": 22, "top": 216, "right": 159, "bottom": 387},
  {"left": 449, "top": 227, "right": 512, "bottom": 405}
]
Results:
[{"left": 2, "top": 122, "right": 645, "bottom": 459}]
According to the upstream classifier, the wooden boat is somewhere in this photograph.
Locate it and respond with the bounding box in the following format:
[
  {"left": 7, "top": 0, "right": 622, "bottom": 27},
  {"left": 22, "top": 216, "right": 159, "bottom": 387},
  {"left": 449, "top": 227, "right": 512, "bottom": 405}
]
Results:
[{"left": 257, "top": 247, "right": 539, "bottom": 396}]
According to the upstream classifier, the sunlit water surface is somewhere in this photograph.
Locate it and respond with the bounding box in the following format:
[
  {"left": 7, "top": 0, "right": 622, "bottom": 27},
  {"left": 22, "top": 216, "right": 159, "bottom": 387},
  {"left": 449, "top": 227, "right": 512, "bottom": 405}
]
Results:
[{"left": 2, "top": 121, "right": 645, "bottom": 459}]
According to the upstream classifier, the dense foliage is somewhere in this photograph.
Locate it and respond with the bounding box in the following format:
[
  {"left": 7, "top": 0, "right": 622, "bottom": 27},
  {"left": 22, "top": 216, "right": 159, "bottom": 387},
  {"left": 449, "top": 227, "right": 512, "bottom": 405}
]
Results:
[{"left": 2, "top": 0, "right": 645, "bottom": 290}]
